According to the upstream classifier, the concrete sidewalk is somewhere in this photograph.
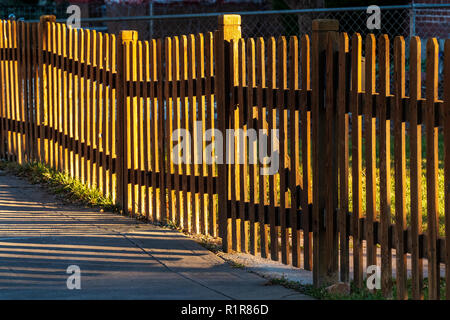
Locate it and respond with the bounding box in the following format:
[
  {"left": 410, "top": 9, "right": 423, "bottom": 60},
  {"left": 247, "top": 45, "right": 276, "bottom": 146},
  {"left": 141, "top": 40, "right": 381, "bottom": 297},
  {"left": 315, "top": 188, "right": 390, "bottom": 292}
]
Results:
[{"left": 0, "top": 173, "right": 312, "bottom": 300}]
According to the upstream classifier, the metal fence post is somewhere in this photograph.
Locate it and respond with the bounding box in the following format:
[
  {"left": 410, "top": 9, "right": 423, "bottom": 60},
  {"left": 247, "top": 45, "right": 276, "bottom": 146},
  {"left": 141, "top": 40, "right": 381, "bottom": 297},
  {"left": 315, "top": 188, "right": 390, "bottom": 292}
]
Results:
[
  {"left": 216, "top": 14, "right": 241, "bottom": 252},
  {"left": 117, "top": 30, "right": 138, "bottom": 214},
  {"left": 311, "top": 19, "right": 340, "bottom": 287}
]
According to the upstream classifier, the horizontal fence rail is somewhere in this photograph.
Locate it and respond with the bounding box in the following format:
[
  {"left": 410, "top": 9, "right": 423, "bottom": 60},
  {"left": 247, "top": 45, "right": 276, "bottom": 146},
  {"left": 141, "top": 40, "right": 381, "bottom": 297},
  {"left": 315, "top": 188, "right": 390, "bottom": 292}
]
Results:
[{"left": 0, "top": 14, "right": 449, "bottom": 300}]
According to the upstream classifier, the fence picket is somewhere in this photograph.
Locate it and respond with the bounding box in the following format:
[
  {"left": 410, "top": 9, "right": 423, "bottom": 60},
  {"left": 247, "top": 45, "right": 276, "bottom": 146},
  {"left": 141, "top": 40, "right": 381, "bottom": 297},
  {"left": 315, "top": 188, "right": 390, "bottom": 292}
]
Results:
[
  {"left": 157, "top": 38, "right": 165, "bottom": 222},
  {"left": 378, "top": 34, "right": 393, "bottom": 297},
  {"left": 301, "top": 34, "right": 312, "bottom": 271},
  {"left": 21, "top": 22, "right": 30, "bottom": 162},
  {"left": 351, "top": 33, "right": 363, "bottom": 288},
  {"left": 0, "top": 21, "right": 4, "bottom": 159},
  {"left": 95, "top": 31, "right": 103, "bottom": 193},
  {"left": 289, "top": 36, "right": 300, "bottom": 267},
  {"left": 409, "top": 36, "right": 424, "bottom": 300},
  {"left": 165, "top": 37, "right": 173, "bottom": 223},
  {"left": 136, "top": 40, "right": 144, "bottom": 216},
  {"left": 110, "top": 34, "right": 117, "bottom": 201},
  {"left": 4, "top": 21, "right": 10, "bottom": 161},
  {"left": 337, "top": 32, "right": 349, "bottom": 281},
  {"left": 84, "top": 29, "right": 91, "bottom": 186},
  {"left": 364, "top": 34, "right": 377, "bottom": 269},
  {"left": 57, "top": 23, "right": 64, "bottom": 173},
  {"left": 101, "top": 33, "right": 109, "bottom": 196},
  {"left": 171, "top": 36, "right": 180, "bottom": 226},
  {"left": 47, "top": 21, "right": 54, "bottom": 167},
  {"left": 238, "top": 38, "right": 248, "bottom": 253},
  {"left": 61, "top": 24, "right": 68, "bottom": 174},
  {"left": 131, "top": 38, "right": 138, "bottom": 216},
  {"left": 142, "top": 40, "right": 150, "bottom": 219},
  {"left": 325, "top": 32, "right": 337, "bottom": 277},
  {"left": 256, "top": 37, "right": 269, "bottom": 258},
  {"left": 247, "top": 38, "right": 257, "bottom": 255},
  {"left": 11, "top": 21, "right": 19, "bottom": 163},
  {"left": 267, "top": 37, "right": 278, "bottom": 262},
  {"left": 77, "top": 28, "right": 84, "bottom": 183},
  {"left": 205, "top": 32, "right": 215, "bottom": 237},
  {"left": 425, "top": 37, "right": 440, "bottom": 300},
  {"left": 149, "top": 39, "right": 158, "bottom": 222},
  {"left": 196, "top": 34, "right": 206, "bottom": 235},
  {"left": 180, "top": 36, "right": 189, "bottom": 230},
  {"left": 229, "top": 38, "right": 238, "bottom": 251},
  {"left": 188, "top": 34, "right": 197, "bottom": 232},
  {"left": 277, "top": 36, "right": 289, "bottom": 265},
  {"left": 394, "top": 36, "right": 408, "bottom": 300},
  {"left": 125, "top": 39, "right": 133, "bottom": 213},
  {"left": 18, "top": 21, "right": 26, "bottom": 164}
]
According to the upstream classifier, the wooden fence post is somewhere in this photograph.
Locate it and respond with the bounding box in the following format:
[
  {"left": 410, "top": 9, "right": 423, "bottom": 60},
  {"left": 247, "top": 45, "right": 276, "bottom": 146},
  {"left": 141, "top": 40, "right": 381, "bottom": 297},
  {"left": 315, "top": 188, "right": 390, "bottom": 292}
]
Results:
[
  {"left": 117, "top": 30, "right": 138, "bottom": 214},
  {"left": 311, "top": 19, "right": 339, "bottom": 287},
  {"left": 37, "top": 15, "right": 55, "bottom": 164},
  {"left": 216, "top": 15, "right": 241, "bottom": 252}
]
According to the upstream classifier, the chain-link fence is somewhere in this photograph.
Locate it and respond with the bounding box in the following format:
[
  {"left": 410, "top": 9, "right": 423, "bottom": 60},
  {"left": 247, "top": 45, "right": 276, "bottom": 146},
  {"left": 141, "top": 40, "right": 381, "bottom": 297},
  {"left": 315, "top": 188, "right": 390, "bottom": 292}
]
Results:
[
  {"left": 5, "top": 3, "right": 449, "bottom": 41},
  {"left": 3, "top": 2, "right": 449, "bottom": 95}
]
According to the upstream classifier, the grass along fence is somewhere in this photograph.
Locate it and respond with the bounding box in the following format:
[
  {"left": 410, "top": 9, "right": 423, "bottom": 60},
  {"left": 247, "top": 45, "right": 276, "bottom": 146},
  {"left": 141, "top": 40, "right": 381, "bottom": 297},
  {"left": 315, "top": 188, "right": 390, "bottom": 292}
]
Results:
[{"left": 0, "top": 14, "right": 449, "bottom": 300}]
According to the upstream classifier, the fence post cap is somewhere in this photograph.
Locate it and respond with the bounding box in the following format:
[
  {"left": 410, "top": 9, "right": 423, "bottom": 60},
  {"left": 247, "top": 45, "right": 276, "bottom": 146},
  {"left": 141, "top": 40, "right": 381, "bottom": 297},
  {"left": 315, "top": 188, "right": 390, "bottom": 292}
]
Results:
[
  {"left": 119, "top": 30, "right": 138, "bottom": 42},
  {"left": 312, "top": 19, "right": 339, "bottom": 32},
  {"left": 218, "top": 14, "right": 241, "bottom": 26}
]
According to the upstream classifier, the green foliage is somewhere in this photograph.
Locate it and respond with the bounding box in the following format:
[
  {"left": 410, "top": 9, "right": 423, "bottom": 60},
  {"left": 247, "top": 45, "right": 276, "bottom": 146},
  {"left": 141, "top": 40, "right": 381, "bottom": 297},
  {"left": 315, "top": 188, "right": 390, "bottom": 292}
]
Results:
[
  {"left": 347, "top": 131, "right": 446, "bottom": 235},
  {"left": 229, "top": 261, "right": 246, "bottom": 269},
  {"left": 267, "top": 276, "right": 385, "bottom": 300},
  {"left": 392, "top": 277, "right": 447, "bottom": 300},
  {"left": 0, "top": 160, "right": 119, "bottom": 213},
  {"left": 269, "top": 275, "right": 447, "bottom": 300}
]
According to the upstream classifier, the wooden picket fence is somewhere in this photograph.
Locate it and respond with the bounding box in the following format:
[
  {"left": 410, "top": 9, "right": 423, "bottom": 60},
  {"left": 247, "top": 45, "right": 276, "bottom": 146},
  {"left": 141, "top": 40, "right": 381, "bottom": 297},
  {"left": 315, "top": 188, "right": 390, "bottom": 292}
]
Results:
[{"left": 0, "top": 14, "right": 449, "bottom": 300}]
